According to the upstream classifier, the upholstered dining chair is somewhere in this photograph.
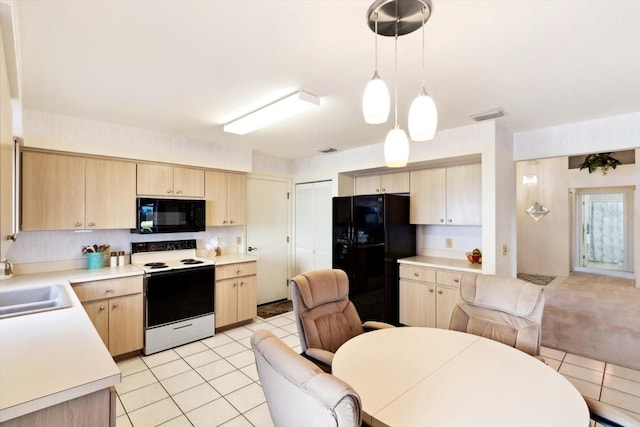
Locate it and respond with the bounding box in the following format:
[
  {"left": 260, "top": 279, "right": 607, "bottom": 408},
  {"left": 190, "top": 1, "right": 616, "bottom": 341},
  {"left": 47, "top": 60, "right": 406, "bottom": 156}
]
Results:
[
  {"left": 290, "top": 269, "right": 394, "bottom": 370},
  {"left": 449, "top": 274, "right": 546, "bottom": 357},
  {"left": 584, "top": 397, "right": 640, "bottom": 427},
  {"left": 250, "top": 329, "right": 362, "bottom": 427}
]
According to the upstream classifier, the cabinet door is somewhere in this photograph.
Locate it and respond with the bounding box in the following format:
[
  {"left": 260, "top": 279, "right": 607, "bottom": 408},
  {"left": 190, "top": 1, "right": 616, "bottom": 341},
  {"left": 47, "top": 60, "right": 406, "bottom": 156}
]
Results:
[
  {"left": 354, "top": 175, "right": 380, "bottom": 195},
  {"left": 205, "top": 170, "right": 228, "bottom": 226},
  {"left": 399, "top": 279, "right": 435, "bottom": 327},
  {"left": 174, "top": 167, "right": 204, "bottom": 198},
  {"left": 21, "top": 152, "right": 86, "bottom": 230},
  {"left": 108, "top": 293, "right": 143, "bottom": 356},
  {"left": 409, "top": 168, "right": 446, "bottom": 224},
  {"left": 227, "top": 173, "right": 246, "bottom": 225},
  {"left": 0, "top": 51, "right": 13, "bottom": 256},
  {"left": 215, "top": 278, "right": 238, "bottom": 328},
  {"left": 83, "top": 300, "right": 109, "bottom": 348},
  {"left": 137, "top": 163, "right": 174, "bottom": 196},
  {"left": 446, "top": 163, "right": 482, "bottom": 225},
  {"left": 435, "top": 286, "right": 460, "bottom": 329},
  {"left": 380, "top": 171, "right": 410, "bottom": 194},
  {"left": 85, "top": 159, "right": 136, "bottom": 229},
  {"left": 236, "top": 275, "right": 257, "bottom": 322}
]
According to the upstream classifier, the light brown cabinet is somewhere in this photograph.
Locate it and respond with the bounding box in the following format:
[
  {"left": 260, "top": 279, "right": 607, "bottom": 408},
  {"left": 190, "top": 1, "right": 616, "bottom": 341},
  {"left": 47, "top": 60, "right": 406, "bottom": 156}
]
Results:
[
  {"left": 399, "top": 264, "right": 461, "bottom": 329},
  {"left": 410, "top": 163, "right": 481, "bottom": 225},
  {"left": 21, "top": 152, "right": 136, "bottom": 231},
  {"left": 137, "top": 163, "right": 204, "bottom": 198},
  {"left": 72, "top": 276, "right": 143, "bottom": 357},
  {"left": 215, "top": 261, "right": 257, "bottom": 328},
  {"left": 354, "top": 171, "right": 409, "bottom": 195},
  {"left": 205, "top": 171, "right": 246, "bottom": 226}
]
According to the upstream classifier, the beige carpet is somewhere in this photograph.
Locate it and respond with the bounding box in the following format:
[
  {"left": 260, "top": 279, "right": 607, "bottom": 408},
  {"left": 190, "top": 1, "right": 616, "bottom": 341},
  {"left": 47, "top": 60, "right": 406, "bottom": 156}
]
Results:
[{"left": 541, "top": 272, "right": 640, "bottom": 370}]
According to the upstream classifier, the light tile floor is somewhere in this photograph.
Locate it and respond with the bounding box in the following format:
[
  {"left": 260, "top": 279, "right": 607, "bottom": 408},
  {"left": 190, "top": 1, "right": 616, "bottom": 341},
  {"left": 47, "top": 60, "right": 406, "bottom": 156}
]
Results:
[{"left": 115, "top": 312, "right": 640, "bottom": 427}]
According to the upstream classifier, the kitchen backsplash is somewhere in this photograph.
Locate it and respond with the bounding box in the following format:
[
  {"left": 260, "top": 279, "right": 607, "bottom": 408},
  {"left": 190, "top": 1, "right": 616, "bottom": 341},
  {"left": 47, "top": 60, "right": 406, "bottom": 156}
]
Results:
[
  {"left": 5, "top": 226, "right": 246, "bottom": 264},
  {"left": 416, "top": 224, "right": 482, "bottom": 258}
]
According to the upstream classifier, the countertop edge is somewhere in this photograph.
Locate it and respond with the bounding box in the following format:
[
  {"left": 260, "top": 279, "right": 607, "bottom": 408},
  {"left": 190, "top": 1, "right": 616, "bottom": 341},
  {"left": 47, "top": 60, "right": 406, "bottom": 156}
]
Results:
[{"left": 398, "top": 256, "right": 482, "bottom": 273}]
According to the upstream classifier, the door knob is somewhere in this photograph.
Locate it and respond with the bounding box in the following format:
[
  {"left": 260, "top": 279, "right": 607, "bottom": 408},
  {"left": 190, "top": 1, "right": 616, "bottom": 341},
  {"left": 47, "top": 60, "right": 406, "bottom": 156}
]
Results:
[{"left": 247, "top": 246, "right": 258, "bottom": 252}]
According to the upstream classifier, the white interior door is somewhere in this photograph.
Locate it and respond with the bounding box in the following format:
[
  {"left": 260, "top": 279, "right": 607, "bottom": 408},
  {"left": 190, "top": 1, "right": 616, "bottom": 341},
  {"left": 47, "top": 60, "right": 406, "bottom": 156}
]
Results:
[
  {"left": 247, "top": 177, "right": 290, "bottom": 304},
  {"left": 295, "top": 180, "right": 332, "bottom": 275}
]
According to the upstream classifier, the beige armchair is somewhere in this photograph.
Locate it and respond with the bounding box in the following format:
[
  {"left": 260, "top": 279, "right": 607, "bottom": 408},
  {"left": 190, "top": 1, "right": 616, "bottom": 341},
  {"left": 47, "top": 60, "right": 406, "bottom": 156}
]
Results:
[
  {"left": 250, "top": 329, "right": 362, "bottom": 427},
  {"left": 290, "top": 269, "right": 394, "bottom": 370},
  {"left": 449, "top": 274, "right": 545, "bottom": 356}
]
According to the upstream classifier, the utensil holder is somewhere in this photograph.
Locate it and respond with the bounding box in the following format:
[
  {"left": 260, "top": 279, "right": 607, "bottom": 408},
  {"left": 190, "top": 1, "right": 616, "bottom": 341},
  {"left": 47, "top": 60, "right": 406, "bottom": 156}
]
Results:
[{"left": 87, "top": 252, "right": 104, "bottom": 270}]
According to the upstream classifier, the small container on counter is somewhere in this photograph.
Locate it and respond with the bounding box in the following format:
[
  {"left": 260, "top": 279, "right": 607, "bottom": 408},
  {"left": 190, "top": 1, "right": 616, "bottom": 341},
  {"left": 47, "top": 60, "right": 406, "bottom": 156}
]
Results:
[
  {"left": 118, "top": 251, "right": 125, "bottom": 266},
  {"left": 110, "top": 252, "right": 117, "bottom": 267}
]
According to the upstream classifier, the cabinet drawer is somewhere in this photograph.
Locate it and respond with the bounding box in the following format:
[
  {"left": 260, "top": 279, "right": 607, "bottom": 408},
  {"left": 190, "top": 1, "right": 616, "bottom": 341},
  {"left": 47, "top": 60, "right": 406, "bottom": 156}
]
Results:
[
  {"left": 73, "top": 276, "right": 143, "bottom": 302},
  {"left": 436, "top": 270, "right": 462, "bottom": 288},
  {"left": 399, "top": 264, "right": 436, "bottom": 282},
  {"left": 215, "top": 261, "right": 257, "bottom": 280}
]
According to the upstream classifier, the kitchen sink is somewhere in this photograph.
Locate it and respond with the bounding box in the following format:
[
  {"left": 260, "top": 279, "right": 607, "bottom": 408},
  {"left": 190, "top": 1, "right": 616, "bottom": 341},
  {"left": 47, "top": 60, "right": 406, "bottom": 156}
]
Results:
[{"left": 0, "top": 284, "right": 72, "bottom": 319}]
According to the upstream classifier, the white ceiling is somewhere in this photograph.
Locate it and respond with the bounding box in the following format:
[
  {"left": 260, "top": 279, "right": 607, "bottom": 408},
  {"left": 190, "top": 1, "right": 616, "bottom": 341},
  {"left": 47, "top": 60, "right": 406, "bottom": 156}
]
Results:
[{"left": 13, "top": 0, "right": 640, "bottom": 161}]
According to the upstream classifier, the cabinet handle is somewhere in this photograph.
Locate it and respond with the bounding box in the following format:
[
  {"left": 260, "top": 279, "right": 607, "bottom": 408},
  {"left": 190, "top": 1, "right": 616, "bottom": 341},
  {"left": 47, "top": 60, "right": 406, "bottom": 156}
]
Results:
[
  {"left": 233, "top": 282, "right": 237, "bottom": 287},
  {"left": 240, "top": 281, "right": 244, "bottom": 286},
  {"left": 99, "top": 305, "right": 105, "bottom": 311},
  {"left": 454, "top": 278, "right": 460, "bottom": 283},
  {"left": 437, "top": 289, "right": 443, "bottom": 294},
  {"left": 440, "top": 219, "right": 444, "bottom": 223},
  {"left": 429, "top": 288, "right": 434, "bottom": 293},
  {"left": 166, "top": 189, "right": 173, "bottom": 194},
  {"left": 376, "top": 188, "right": 380, "bottom": 193},
  {"left": 229, "top": 220, "right": 234, "bottom": 224},
  {"left": 88, "top": 222, "right": 95, "bottom": 227},
  {"left": 112, "top": 303, "right": 118, "bottom": 308},
  {"left": 236, "top": 270, "right": 241, "bottom": 274},
  {"left": 448, "top": 219, "right": 453, "bottom": 223},
  {"left": 381, "top": 188, "right": 386, "bottom": 192},
  {"left": 75, "top": 222, "right": 82, "bottom": 227},
  {"left": 176, "top": 190, "right": 182, "bottom": 194},
  {"left": 105, "top": 289, "right": 113, "bottom": 293},
  {"left": 223, "top": 220, "right": 228, "bottom": 224},
  {"left": 414, "top": 272, "right": 419, "bottom": 277}
]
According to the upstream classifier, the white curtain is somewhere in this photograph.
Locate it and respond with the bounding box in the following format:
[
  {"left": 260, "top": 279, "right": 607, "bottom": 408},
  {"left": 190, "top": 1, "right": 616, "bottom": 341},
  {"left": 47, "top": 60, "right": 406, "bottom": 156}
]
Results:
[{"left": 587, "top": 195, "right": 624, "bottom": 265}]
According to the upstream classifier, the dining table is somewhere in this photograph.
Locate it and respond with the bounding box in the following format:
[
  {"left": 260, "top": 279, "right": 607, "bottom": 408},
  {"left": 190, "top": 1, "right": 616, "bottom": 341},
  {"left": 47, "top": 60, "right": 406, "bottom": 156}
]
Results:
[{"left": 332, "top": 327, "right": 589, "bottom": 427}]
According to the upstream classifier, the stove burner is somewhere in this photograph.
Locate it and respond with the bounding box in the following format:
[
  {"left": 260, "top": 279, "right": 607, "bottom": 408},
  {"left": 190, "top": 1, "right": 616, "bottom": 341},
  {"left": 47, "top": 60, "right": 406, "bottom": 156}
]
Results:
[
  {"left": 181, "top": 258, "right": 204, "bottom": 265},
  {"left": 145, "top": 262, "right": 168, "bottom": 269}
]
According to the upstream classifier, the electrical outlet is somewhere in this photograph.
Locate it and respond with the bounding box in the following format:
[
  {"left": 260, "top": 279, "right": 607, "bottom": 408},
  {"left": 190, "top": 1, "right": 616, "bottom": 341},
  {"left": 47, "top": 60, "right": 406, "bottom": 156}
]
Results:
[
  {"left": 445, "top": 238, "right": 453, "bottom": 249},
  {"left": 502, "top": 244, "right": 509, "bottom": 256},
  {"left": 237, "top": 236, "right": 242, "bottom": 245}
]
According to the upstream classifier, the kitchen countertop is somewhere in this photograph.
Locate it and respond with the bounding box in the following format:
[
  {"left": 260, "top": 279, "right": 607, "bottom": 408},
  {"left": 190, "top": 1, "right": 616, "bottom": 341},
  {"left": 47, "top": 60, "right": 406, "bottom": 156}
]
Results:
[
  {"left": 211, "top": 254, "right": 258, "bottom": 266},
  {"left": 398, "top": 255, "right": 483, "bottom": 273},
  {"left": 0, "top": 266, "right": 143, "bottom": 422}
]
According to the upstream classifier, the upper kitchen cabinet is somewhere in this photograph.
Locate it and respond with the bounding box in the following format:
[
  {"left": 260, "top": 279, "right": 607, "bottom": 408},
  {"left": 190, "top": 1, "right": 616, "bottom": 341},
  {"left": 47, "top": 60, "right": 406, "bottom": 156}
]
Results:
[
  {"left": 205, "top": 171, "right": 246, "bottom": 226},
  {"left": 137, "top": 163, "right": 204, "bottom": 198},
  {"left": 0, "top": 26, "right": 14, "bottom": 256},
  {"left": 21, "top": 151, "right": 136, "bottom": 230},
  {"left": 354, "top": 171, "right": 409, "bottom": 195},
  {"left": 410, "top": 163, "right": 482, "bottom": 225}
]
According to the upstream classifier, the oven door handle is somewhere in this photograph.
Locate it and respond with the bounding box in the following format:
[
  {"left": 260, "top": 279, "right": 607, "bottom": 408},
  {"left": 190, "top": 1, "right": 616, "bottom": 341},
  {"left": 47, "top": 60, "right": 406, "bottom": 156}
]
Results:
[{"left": 173, "top": 323, "right": 193, "bottom": 330}]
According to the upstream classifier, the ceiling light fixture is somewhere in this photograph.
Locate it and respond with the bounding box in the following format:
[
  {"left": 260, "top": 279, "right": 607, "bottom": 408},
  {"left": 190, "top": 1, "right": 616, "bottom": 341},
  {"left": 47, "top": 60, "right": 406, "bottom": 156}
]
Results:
[
  {"left": 362, "top": 12, "right": 390, "bottom": 124},
  {"left": 223, "top": 91, "right": 320, "bottom": 135},
  {"left": 469, "top": 107, "right": 504, "bottom": 121},
  {"left": 363, "top": 0, "right": 436, "bottom": 167}
]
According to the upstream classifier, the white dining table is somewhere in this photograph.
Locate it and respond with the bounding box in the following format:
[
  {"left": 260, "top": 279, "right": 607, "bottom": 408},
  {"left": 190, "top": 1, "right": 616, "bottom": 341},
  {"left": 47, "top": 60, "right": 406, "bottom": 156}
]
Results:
[{"left": 332, "top": 327, "right": 589, "bottom": 427}]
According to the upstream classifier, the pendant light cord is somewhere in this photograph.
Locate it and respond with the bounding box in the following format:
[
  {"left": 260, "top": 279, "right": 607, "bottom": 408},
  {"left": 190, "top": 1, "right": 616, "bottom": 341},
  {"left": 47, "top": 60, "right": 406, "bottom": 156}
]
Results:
[
  {"left": 421, "top": 6, "right": 425, "bottom": 90},
  {"left": 374, "top": 13, "right": 379, "bottom": 73},
  {"left": 394, "top": 19, "right": 399, "bottom": 127}
]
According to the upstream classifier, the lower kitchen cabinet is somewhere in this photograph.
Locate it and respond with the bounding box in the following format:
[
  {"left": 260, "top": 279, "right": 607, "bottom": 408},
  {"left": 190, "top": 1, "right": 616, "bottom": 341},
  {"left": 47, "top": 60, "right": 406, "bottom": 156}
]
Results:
[
  {"left": 72, "top": 276, "right": 143, "bottom": 357},
  {"left": 215, "top": 261, "right": 257, "bottom": 328},
  {"left": 399, "top": 264, "right": 462, "bottom": 329}
]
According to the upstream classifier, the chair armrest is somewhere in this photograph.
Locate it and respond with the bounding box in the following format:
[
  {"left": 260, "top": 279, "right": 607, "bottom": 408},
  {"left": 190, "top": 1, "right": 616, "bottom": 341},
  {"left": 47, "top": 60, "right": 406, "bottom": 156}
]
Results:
[
  {"left": 305, "top": 348, "right": 335, "bottom": 367},
  {"left": 585, "top": 397, "right": 640, "bottom": 427},
  {"left": 363, "top": 320, "right": 396, "bottom": 330}
]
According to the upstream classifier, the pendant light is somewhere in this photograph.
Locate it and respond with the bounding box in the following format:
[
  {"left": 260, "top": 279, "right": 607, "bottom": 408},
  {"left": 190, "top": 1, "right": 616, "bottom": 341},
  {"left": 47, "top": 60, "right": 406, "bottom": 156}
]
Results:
[
  {"left": 384, "top": 21, "right": 409, "bottom": 168},
  {"left": 362, "top": 13, "right": 390, "bottom": 124},
  {"left": 408, "top": 6, "right": 437, "bottom": 141}
]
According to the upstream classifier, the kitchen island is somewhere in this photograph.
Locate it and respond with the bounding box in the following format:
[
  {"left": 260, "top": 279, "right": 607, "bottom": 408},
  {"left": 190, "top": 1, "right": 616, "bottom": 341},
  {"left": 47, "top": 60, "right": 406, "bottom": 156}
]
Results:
[{"left": 0, "top": 266, "right": 142, "bottom": 425}]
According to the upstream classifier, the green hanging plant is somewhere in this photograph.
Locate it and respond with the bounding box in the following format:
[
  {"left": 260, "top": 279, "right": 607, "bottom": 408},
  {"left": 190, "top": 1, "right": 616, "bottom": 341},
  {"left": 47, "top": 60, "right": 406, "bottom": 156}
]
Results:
[{"left": 579, "top": 152, "right": 622, "bottom": 175}]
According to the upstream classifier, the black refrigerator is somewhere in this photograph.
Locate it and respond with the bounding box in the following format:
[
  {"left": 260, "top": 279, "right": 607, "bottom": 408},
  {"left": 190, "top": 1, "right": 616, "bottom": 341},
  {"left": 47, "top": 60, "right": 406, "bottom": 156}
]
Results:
[{"left": 332, "top": 194, "right": 416, "bottom": 324}]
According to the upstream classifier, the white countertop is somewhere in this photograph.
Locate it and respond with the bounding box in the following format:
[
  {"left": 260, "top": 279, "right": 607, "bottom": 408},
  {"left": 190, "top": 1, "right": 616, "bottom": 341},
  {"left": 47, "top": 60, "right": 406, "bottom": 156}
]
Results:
[
  {"left": 0, "top": 266, "right": 143, "bottom": 422},
  {"left": 398, "top": 255, "right": 483, "bottom": 273},
  {"left": 209, "top": 254, "right": 258, "bottom": 266}
]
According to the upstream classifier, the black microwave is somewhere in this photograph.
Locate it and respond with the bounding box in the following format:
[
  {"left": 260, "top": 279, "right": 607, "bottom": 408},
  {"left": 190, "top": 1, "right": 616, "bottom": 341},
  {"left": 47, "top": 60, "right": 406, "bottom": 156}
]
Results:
[{"left": 134, "top": 198, "right": 206, "bottom": 234}]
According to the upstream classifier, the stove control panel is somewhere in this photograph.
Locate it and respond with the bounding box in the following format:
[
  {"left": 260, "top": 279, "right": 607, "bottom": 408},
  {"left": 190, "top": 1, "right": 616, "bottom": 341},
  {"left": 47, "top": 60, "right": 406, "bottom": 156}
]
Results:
[{"left": 132, "top": 239, "right": 197, "bottom": 254}]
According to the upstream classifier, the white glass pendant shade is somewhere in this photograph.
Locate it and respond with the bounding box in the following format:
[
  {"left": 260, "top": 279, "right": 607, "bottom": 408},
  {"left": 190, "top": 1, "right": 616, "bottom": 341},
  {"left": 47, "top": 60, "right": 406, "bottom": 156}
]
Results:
[
  {"left": 384, "top": 126, "right": 409, "bottom": 168},
  {"left": 362, "top": 72, "right": 390, "bottom": 124},
  {"left": 408, "top": 89, "right": 438, "bottom": 141}
]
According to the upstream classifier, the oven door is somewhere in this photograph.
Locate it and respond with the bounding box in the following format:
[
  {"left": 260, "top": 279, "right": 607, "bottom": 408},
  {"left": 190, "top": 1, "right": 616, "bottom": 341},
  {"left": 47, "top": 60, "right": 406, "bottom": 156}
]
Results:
[{"left": 145, "top": 265, "right": 215, "bottom": 329}]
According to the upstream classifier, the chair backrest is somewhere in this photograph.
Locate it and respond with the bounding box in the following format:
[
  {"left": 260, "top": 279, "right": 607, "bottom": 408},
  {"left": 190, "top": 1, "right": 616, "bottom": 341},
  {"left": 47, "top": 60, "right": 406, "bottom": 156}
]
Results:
[
  {"left": 584, "top": 397, "right": 640, "bottom": 427},
  {"left": 251, "top": 329, "right": 362, "bottom": 427},
  {"left": 449, "top": 274, "right": 546, "bottom": 356},
  {"left": 290, "top": 269, "right": 364, "bottom": 354}
]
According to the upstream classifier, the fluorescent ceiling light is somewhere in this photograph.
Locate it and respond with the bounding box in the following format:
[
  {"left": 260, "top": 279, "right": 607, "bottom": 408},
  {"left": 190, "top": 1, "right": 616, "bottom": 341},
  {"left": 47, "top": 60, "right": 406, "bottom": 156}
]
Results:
[{"left": 223, "top": 91, "right": 320, "bottom": 135}]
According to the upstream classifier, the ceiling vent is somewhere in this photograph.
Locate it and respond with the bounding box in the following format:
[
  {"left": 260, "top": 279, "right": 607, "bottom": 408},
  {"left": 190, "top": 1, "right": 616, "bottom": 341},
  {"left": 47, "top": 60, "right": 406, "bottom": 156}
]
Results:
[
  {"left": 470, "top": 108, "right": 504, "bottom": 121},
  {"left": 317, "top": 147, "right": 338, "bottom": 154}
]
